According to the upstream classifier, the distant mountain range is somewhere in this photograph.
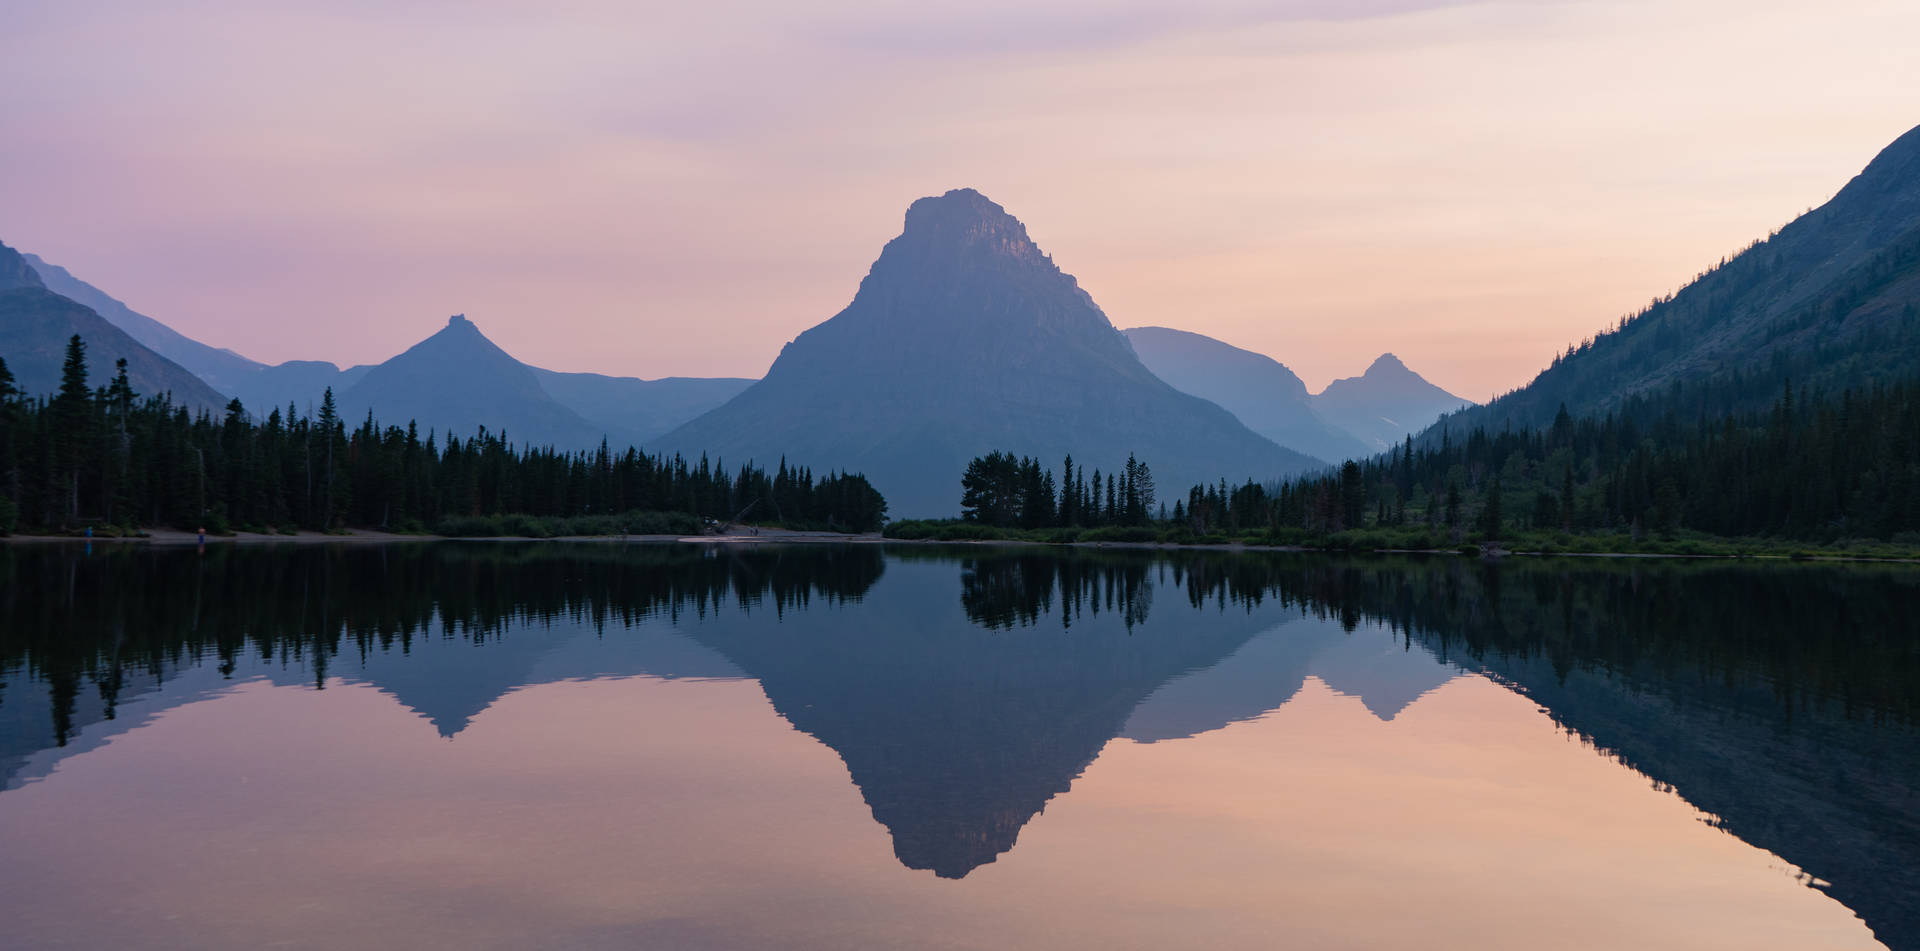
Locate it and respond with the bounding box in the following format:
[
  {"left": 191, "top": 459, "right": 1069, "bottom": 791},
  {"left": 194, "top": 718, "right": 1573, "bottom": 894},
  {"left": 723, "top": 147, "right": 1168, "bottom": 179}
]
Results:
[
  {"left": 4, "top": 255, "right": 752, "bottom": 448},
  {"left": 1432, "top": 120, "right": 1920, "bottom": 440},
  {"left": 1123, "top": 327, "right": 1469, "bottom": 460},
  {"left": 655, "top": 189, "right": 1322, "bottom": 515},
  {"left": 12, "top": 122, "right": 1920, "bottom": 512},
  {"left": 3, "top": 190, "right": 1480, "bottom": 512}
]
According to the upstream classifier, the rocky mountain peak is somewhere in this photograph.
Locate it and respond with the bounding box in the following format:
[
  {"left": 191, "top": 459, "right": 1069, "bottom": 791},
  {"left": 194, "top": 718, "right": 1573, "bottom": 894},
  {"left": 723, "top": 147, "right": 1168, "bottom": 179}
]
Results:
[{"left": 895, "top": 188, "right": 1043, "bottom": 263}]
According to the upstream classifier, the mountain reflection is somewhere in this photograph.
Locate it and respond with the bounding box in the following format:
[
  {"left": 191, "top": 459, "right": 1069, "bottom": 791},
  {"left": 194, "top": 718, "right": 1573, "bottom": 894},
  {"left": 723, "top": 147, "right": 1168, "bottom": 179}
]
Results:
[{"left": 0, "top": 544, "right": 1915, "bottom": 947}]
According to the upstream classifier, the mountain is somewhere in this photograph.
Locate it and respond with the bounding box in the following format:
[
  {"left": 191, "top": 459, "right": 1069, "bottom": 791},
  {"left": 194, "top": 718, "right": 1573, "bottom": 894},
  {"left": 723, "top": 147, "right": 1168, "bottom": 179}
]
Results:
[
  {"left": 1432, "top": 121, "right": 1920, "bottom": 439},
  {"left": 1313, "top": 353, "right": 1473, "bottom": 451},
  {"left": 326, "top": 314, "right": 604, "bottom": 448},
  {"left": 22, "top": 253, "right": 267, "bottom": 393},
  {"left": 654, "top": 189, "right": 1322, "bottom": 516},
  {"left": 1123, "top": 326, "right": 1372, "bottom": 463},
  {"left": 0, "top": 240, "right": 228, "bottom": 413},
  {"left": 320, "top": 317, "right": 755, "bottom": 449},
  {"left": 530, "top": 369, "right": 753, "bottom": 446}
]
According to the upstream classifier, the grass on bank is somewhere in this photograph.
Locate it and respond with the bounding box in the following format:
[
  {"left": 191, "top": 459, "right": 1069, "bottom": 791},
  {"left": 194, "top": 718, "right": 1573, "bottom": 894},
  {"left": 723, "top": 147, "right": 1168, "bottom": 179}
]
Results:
[{"left": 880, "top": 519, "right": 1920, "bottom": 560}]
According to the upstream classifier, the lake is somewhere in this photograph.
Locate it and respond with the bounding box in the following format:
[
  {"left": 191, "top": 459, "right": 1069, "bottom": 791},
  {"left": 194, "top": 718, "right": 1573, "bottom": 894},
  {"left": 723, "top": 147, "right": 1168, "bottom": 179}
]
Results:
[{"left": 0, "top": 542, "right": 1915, "bottom": 950}]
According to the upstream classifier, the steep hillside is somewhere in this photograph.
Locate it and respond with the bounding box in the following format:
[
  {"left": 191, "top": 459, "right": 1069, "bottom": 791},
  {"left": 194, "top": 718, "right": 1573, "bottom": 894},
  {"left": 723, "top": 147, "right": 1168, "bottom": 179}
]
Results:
[{"left": 1434, "top": 121, "right": 1920, "bottom": 439}]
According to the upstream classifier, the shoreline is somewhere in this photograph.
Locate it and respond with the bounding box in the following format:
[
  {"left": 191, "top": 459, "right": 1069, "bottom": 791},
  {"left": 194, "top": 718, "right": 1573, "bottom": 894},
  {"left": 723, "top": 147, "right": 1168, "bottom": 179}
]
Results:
[{"left": 6, "top": 527, "right": 1920, "bottom": 564}]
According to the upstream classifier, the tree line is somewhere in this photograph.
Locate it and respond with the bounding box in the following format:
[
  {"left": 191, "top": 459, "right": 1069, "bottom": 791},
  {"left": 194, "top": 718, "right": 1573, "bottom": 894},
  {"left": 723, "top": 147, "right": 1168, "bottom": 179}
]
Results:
[
  {"left": 0, "top": 336, "right": 887, "bottom": 535},
  {"left": 1182, "top": 376, "right": 1920, "bottom": 544},
  {"left": 958, "top": 451, "right": 1156, "bottom": 528},
  {"left": 940, "top": 375, "right": 1920, "bottom": 548}
]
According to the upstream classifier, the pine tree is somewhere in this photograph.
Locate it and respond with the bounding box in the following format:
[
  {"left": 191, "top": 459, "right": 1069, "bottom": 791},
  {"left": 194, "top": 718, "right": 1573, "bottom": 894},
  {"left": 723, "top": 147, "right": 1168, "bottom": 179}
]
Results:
[
  {"left": 103, "top": 359, "right": 136, "bottom": 526},
  {"left": 50, "top": 335, "right": 92, "bottom": 523},
  {"left": 0, "top": 357, "right": 16, "bottom": 533},
  {"left": 1338, "top": 460, "right": 1365, "bottom": 530},
  {"left": 1090, "top": 470, "right": 1102, "bottom": 527},
  {"left": 1060, "top": 455, "right": 1075, "bottom": 526},
  {"left": 1560, "top": 464, "right": 1575, "bottom": 531},
  {"left": 1133, "top": 458, "right": 1155, "bottom": 523},
  {"left": 316, "top": 387, "right": 350, "bottom": 529}
]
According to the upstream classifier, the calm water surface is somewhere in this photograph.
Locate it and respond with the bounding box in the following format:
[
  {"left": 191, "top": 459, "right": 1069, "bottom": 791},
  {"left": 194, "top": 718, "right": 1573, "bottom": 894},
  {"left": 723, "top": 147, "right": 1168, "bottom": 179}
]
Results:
[{"left": 0, "top": 543, "right": 1915, "bottom": 950}]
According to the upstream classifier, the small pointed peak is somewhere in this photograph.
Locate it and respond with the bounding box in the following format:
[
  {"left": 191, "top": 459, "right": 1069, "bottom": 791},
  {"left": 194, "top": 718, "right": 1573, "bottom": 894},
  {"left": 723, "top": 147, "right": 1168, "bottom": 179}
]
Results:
[{"left": 436, "top": 313, "right": 489, "bottom": 341}]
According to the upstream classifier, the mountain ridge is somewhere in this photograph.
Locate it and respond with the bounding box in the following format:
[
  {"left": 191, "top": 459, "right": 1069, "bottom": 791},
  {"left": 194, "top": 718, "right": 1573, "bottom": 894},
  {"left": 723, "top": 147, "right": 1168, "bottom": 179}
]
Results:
[
  {"left": 0, "top": 240, "right": 229, "bottom": 414},
  {"left": 1126, "top": 326, "right": 1383, "bottom": 463},
  {"left": 22, "top": 253, "right": 267, "bottom": 393}
]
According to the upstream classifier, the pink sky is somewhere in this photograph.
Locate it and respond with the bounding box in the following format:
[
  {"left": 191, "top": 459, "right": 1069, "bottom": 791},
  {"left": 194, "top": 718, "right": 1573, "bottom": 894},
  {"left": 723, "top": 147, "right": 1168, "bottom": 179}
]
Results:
[{"left": 3, "top": 0, "right": 1918, "bottom": 398}]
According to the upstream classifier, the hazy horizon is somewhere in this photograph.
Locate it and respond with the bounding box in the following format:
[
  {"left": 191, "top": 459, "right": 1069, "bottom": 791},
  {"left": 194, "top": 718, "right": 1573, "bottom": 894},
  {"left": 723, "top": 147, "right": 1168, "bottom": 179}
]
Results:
[{"left": 4, "top": 0, "right": 1918, "bottom": 398}]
